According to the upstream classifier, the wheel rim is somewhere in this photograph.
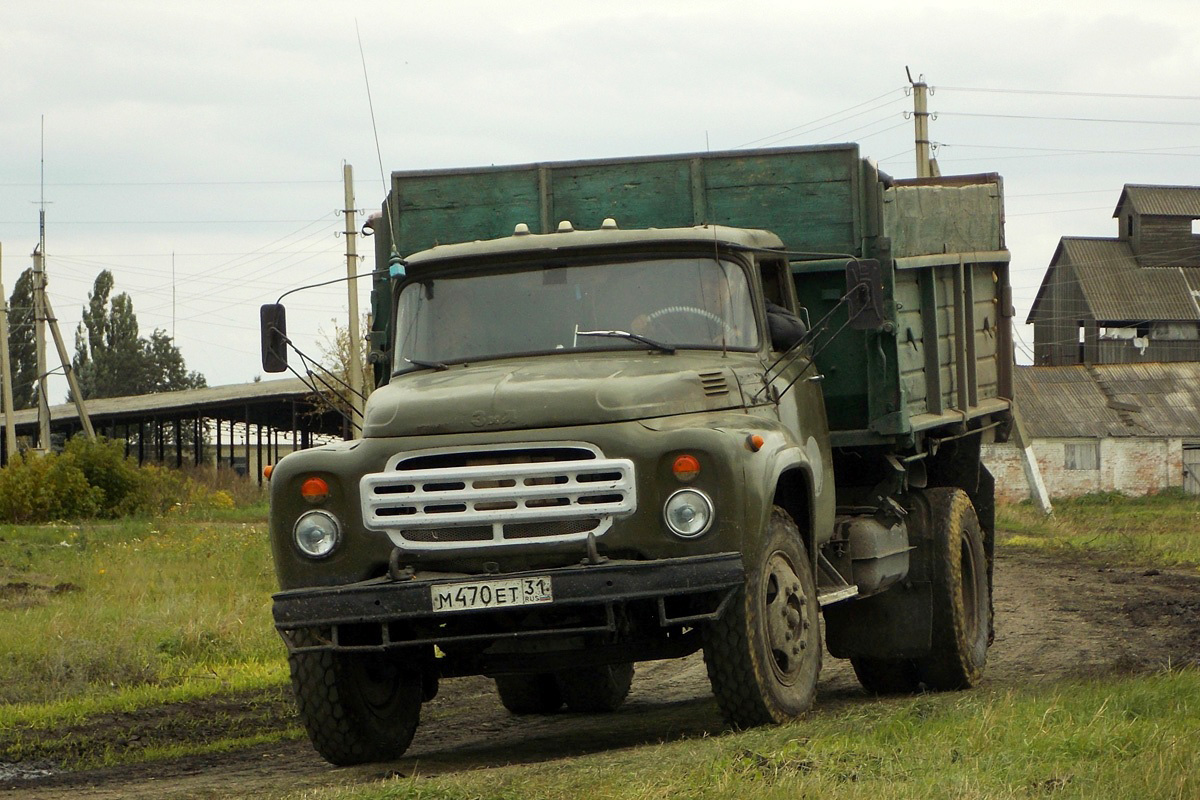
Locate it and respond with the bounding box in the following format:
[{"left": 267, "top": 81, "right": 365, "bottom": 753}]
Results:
[
  {"left": 351, "top": 656, "right": 407, "bottom": 720},
  {"left": 761, "top": 550, "right": 812, "bottom": 685}
]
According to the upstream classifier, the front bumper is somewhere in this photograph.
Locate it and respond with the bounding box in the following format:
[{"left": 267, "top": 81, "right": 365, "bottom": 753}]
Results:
[{"left": 273, "top": 552, "right": 744, "bottom": 656}]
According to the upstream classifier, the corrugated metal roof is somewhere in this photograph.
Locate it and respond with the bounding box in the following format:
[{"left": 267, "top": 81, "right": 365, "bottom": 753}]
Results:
[
  {"left": 1015, "top": 366, "right": 1124, "bottom": 437},
  {"left": 1089, "top": 362, "right": 1200, "bottom": 437},
  {"left": 0, "top": 377, "right": 319, "bottom": 429},
  {"left": 1061, "top": 237, "right": 1200, "bottom": 321},
  {"left": 1114, "top": 184, "right": 1200, "bottom": 218},
  {"left": 1016, "top": 363, "right": 1200, "bottom": 438}
]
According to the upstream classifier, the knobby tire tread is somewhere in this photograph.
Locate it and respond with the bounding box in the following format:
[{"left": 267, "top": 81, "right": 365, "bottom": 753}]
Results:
[{"left": 288, "top": 632, "right": 421, "bottom": 766}]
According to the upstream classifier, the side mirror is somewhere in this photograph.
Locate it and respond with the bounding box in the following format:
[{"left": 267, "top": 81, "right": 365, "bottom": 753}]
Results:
[
  {"left": 260, "top": 304, "right": 288, "bottom": 373},
  {"left": 844, "top": 259, "right": 887, "bottom": 331}
]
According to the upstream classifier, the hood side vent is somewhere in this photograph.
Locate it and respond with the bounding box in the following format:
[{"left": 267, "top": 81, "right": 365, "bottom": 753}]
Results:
[{"left": 698, "top": 371, "right": 730, "bottom": 397}]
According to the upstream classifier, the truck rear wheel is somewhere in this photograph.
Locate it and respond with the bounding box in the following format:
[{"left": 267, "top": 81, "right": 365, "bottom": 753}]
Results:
[
  {"left": 914, "top": 487, "right": 989, "bottom": 689},
  {"left": 703, "top": 506, "right": 821, "bottom": 728},
  {"left": 288, "top": 635, "right": 423, "bottom": 766},
  {"left": 495, "top": 674, "right": 563, "bottom": 714},
  {"left": 558, "top": 662, "right": 634, "bottom": 712},
  {"left": 849, "top": 656, "right": 921, "bottom": 694}
]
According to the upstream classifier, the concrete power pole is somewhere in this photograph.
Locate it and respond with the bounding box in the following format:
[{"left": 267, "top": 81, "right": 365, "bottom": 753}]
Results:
[
  {"left": 907, "top": 68, "right": 939, "bottom": 179},
  {"left": 343, "top": 164, "right": 366, "bottom": 437}
]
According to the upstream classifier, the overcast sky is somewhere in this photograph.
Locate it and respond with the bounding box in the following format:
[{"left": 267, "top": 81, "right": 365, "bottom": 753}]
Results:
[{"left": 3, "top": 0, "right": 1199, "bottom": 401}]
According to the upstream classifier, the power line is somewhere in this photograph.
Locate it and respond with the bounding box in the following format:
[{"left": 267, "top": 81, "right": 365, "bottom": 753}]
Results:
[
  {"left": 0, "top": 219, "right": 334, "bottom": 225},
  {"left": 937, "top": 141, "right": 1200, "bottom": 157},
  {"left": 937, "top": 85, "right": 1200, "bottom": 102},
  {"left": 734, "top": 87, "right": 905, "bottom": 148},
  {"left": 937, "top": 111, "right": 1200, "bottom": 127},
  {"left": 0, "top": 179, "right": 345, "bottom": 188}
]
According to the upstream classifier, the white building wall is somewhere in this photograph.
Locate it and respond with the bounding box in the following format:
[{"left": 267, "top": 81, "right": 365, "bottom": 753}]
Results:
[{"left": 983, "top": 437, "right": 1184, "bottom": 503}]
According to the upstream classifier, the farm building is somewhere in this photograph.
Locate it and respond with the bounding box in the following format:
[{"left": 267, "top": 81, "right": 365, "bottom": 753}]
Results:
[
  {"left": 983, "top": 363, "right": 1200, "bottom": 500},
  {"left": 1027, "top": 184, "right": 1200, "bottom": 366}
]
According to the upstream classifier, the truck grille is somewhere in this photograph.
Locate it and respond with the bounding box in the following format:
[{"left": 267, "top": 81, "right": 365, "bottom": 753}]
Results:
[{"left": 361, "top": 444, "right": 636, "bottom": 551}]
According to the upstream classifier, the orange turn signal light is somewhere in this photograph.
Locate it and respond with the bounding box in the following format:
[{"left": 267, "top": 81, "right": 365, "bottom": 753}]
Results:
[
  {"left": 300, "top": 476, "right": 329, "bottom": 503},
  {"left": 263, "top": 465, "right": 273, "bottom": 480},
  {"left": 747, "top": 434, "right": 765, "bottom": 452},
  {"left": 672, "top": 454, "right": 701, "bottom": 482}
]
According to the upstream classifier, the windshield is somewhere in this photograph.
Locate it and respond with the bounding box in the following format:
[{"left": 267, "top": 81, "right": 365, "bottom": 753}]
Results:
[{"left": 393, "top": 257, "right": 758, "bottom": 371}]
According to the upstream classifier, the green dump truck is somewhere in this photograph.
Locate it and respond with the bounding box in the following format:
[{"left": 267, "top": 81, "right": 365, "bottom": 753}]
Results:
[{"left": 261, "top": 143, "right": 1014, "bottom": 765}]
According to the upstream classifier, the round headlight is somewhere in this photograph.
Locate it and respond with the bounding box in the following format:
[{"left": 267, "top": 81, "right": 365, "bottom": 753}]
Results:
[
  {"left": 293, "top": 510, "right": 341, "bottom": 558},
  {"left": 663, "top": 489, "right": 714, "bottom": 538}
]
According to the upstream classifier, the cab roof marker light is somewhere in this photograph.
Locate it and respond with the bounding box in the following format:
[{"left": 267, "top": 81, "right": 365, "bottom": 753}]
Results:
[
  {"left": 600, "top": 218, "right": 618, "bottom": 230},
  {"left": 557, "top": 220, "right": 575, "bottom": 233},
  {"left": 513, "top": 223, "right": 531, "bottom": 236}
]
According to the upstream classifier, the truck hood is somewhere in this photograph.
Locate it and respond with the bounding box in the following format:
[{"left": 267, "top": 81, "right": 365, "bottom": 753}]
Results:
[{"left": 361, "top": 353, "right": 755, "bottom": 437}]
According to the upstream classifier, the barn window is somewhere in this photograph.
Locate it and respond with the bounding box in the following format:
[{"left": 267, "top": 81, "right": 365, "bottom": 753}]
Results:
[{"left": 1064, "top": 441, "right": 1100, "bottom": 470}]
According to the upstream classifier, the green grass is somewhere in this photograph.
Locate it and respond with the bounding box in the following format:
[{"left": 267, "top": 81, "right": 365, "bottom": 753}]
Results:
[
  {"left": 283, "top": 669, "right": 1200, "bottom": 800},
  {"left": 2, "top": 493, "right": 1198, "bottom": 791},
  {"left": 998, "top": 489, "right": 1200, "bottom": 570},
  {"left": 0, "top": 507, "right": 282, "bottom": 709}
]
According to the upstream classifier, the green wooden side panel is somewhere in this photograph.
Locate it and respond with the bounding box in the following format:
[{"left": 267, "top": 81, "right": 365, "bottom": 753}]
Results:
[
  {"left": 548, "top": 160, "right": 696, "bottom": 232},
  {"left": 700, "top": 151, "right": 860, "bottom": 254},
  {"left": 394, "top": 169, "right": 542, "bottom": 253},
  {"left": 387, "top": 145, "right": 864, "bottom": 257}
]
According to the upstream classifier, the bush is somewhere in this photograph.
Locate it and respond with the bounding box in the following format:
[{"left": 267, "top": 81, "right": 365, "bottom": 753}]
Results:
[
  {"left": 0, "top": 436, "right": 254, "bottom": 522},
  {"left": 0, "top": 450, "right": 103, "bottom": 522},
  {"left": 62, "top": 436, "right": 144, "bottom": 514}
]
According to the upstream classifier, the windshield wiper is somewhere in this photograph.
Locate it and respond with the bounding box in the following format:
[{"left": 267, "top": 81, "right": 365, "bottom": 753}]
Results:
[
  {"left": 576, "top": 329, "right": 676, "bottom": 354},
  {"left": 404, "top": 357, "right": 450, "bottom": 371}
]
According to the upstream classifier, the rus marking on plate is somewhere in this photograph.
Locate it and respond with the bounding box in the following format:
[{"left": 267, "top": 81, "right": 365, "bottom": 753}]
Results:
[{"left": 431, "top": 575, "right": 553, "bottom": 613}]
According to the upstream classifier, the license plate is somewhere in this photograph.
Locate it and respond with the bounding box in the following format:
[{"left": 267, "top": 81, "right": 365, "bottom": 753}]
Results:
[{"left": 431, "top": 575, "right": 553, "bottom": 613}]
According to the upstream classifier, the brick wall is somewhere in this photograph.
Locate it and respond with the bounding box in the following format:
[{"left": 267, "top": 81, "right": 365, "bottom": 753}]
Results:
[{"left": 982, "top": 437, "right": 1184, "bottom": 502}]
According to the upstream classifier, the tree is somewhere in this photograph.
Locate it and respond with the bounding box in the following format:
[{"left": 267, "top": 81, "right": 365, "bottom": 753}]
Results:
[
  {"left": 312, "top": 316, "right": 371, "bottom": 425},
  {"left": 7, "top": 268, "right": 38, "bottom": 409},
  {"left": 70, "top": 270, "right": 206, "bottom": 400}
]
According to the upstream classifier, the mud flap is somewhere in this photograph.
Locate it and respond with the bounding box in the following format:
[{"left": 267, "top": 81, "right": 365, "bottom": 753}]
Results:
[{"left": 823, "top": 580, "right": 932, "bottom": 660}]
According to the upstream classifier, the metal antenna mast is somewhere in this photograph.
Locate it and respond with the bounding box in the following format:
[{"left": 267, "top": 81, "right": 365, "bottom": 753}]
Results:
[{"left": 32, "top": 117, "right": 95, "bottom": 450}]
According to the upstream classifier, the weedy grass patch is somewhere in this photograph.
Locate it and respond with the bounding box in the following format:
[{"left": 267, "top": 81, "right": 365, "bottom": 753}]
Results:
[
  {"left": 0, "top": 510, "right": 283, "bottom": 711},
  {"left": 998, "top": 490, "right": 1200, "bottom": 570},
  {"left": 292, "top": 669, "right": 1200, "bottom": 800}
]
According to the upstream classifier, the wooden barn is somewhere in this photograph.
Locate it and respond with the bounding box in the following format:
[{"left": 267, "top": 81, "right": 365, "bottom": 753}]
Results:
[{"left": 1028, "top": 185, "right": 1200, "bottom": 366}]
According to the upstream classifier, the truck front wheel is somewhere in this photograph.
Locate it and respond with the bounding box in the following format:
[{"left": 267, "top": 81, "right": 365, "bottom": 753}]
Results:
[
  {"left": 703, "top": 506, "right": 821, "bottom": 728},
  {"left": 288, "top": 634, "right": 423, "bottom": 766}
]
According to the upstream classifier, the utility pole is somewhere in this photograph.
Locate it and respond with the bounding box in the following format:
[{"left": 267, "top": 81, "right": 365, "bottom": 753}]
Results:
[
  {"left": 0, "top": 243, "right": 17, "bottom": 460},
  {"left": 343, "top": 164, "right": 366, "bottom": 437},
  {"left": 906, "top": 67, "right": 938, "bottom": 179}
]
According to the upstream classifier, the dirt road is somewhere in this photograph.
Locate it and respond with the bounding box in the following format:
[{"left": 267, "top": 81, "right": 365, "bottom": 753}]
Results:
[{"left": 4, "top": 546, "right": 1199, "bottom": 799}]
